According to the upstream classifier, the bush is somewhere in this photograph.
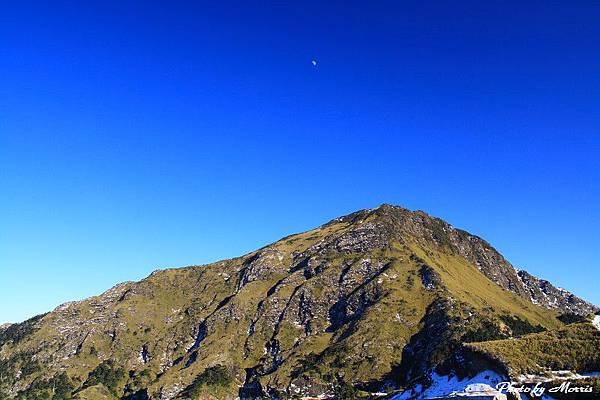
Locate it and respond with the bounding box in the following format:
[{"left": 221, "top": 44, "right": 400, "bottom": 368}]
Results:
[
  {"left": 462, "top": 319, "right": 506, "bottom": 343},
  {"left": 12, "top": 372, "right": 75, "bottom": 399},
  {"left": 557, "top": 313, "right": 588, "bottom": 325},
  {"left": 185, "top": 365, "right": 233, "bottom": 398},
  {"left": 83, "top": 360, "right": 126, "bottom": 394},
  {"left": 0, "top": 314, "right": 46, "bottom": 345},
  {"left": 333, "top": 381, "right": 357, "bottom": 400},
  {"left": 51, "top": 372, "right": 76, "bottom": 399},
  {"left": 500, "top": 315, "right": 544, "bottom": 336},
  {"left": 467, "top": 323, "right": 600, "bottom": 375}
]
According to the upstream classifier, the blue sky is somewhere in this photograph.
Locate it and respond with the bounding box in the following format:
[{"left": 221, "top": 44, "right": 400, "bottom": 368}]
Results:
[{"left": 1, "top": 1, "right": 599, "bottom": 323}]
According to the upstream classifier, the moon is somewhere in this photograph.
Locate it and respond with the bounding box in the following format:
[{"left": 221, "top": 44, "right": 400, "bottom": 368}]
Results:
[{"left": 311, "top": 60, "right": 317, "bottom": 66}]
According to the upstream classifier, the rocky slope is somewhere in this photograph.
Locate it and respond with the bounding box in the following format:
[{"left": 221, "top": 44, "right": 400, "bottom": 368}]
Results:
[{"left": 0, "top": 205, "right": 596, "bottom": 399}]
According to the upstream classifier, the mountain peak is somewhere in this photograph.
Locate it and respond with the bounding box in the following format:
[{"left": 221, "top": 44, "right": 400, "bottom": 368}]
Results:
[
  {"left": 0, "top": 206, "right": 597, "bottom": 399},
  {"left": 325, "top": 205, "right": 597, "bottom": 316}
]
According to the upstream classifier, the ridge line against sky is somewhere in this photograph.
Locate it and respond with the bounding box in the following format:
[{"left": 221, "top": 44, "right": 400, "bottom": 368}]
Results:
[{"left": 1, "top": 0, "right": 599, "bottom": 323}]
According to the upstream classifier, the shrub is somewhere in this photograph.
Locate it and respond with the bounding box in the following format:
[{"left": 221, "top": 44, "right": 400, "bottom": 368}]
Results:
[
  {"left": 0, "top": 314, "right": 46, "bottom": 345},
  {"left": 557, "top": 313, "right": 588, "bottom": 325},
  {"left": 184, "top": 364, "right": 233, "bottom": 398},
  {"left": 462, "top": 319, "right": 506, "bottom": 343},
  {"left": 83, "top": 360, "right": 126, "bottom": 394},
  {"left": 467, "top": 323, "right": 600, "bottom": 375},
  {"left": 500, "top": 315, "right": 544, "bottom": 336},
  {"left": 333, "top": 381, "right": 357, "bottom": 400},
  {"left": 11, "top": 372, "right": 75, "bottom": 399}
]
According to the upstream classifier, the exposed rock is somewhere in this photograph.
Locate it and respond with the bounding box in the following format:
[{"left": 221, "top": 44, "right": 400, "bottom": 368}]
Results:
[{"left": 516, "top": 270, "right": 597, "bottom": 315}]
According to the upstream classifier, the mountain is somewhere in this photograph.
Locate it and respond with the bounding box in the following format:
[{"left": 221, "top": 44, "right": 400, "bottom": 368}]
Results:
[{"left": 0, "top": 204, "right": 597, "bottom": 400}]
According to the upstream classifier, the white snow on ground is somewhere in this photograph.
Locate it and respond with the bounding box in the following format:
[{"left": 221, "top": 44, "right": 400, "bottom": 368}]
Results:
[
  {"left": 517, "top": 370, "right": 600, "bottom": 383},
  {"left": 592, "top": 314, "right": 600, "bottom": 330},
  {"left": 391, "top": 370, "right": 505, "bottom": 399}
]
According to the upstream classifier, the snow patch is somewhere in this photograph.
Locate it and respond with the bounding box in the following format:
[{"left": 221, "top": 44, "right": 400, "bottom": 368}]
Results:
[
  {"left": 592, "top": 315, "right": 600, "bottom": 330},
  {"left": 517, "top": 370, "right": 600, "bottom": 383},
  {"left": 391, "top": 370, "right": 505, "bottom": 399}
]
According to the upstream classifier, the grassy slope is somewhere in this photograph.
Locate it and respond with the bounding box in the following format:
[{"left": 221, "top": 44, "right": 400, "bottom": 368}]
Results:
[
  {"left": 467, "top": 322, "right": 600, "bottom": 376},
  {"left": 0, "top": 213, "right": 567, "bottom": 399},
  {"left": 409, "top": 241, "right": 560, "bottom": 328}
]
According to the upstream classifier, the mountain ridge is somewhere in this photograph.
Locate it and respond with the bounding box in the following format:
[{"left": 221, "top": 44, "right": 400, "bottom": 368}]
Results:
[
  {"left": 1, "top": 204, "right": 597, "bottom": 399},
  {"left": 323, "top": 204, "right": 596, "bottom": 315}
]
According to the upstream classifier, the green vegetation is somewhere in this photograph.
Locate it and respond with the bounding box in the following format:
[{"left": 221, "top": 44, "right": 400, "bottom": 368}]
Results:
[
  {"left": 0, "top": 351, "right": 41, "bottom": 386},
  {"left": 82, "top": 361, "right": 126, "bottom": 395},
  {"left": 460, "top": 315, "right": 545, "bottom": 344},
  {"left": 181, "top": 365, "right": 234, "bottom": 399},
  {"left": 468, "top": 322, "right": 600, "bottom": 375},
  {"left": 190, "top": 365, "right": 233, "bottom": 389},
  {"left": 557, "top": 312, "right": 589, "bottom": 325},
  {"left": 462, "top": 319, "right": 507, "bottom": 343},
  {"left": 0, "top": 205, "right": 595, "bottom": 399},
  {"left": 499, "top": 315, "right": 545, "bottom": 336},
  {"left": 14, "top": 372, "right": 75, "bottom": 400},
  {"left": 333, "top": 381, "right": 358, "bottom": 400},
  {"left": 73, "top": 384, "right": 115, "bottom": 400},
  {"left": 0, "top": 314, "right": 46, "bottom": 345}
]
